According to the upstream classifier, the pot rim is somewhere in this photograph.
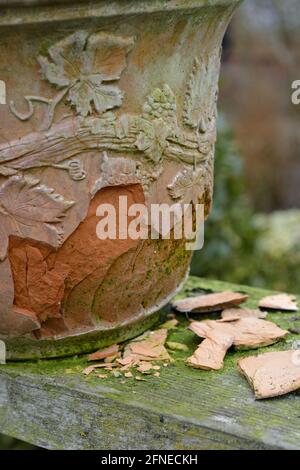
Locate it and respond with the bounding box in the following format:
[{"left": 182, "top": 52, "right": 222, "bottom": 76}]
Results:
[
  {"left": 0, "top": 0, "right": 241, "bottom": 27},
  {"left": 0, "top": 0, "right": 241, "bottom": 5}
]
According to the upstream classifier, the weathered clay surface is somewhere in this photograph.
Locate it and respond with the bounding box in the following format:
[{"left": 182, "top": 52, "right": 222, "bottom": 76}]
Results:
[{"left": 0, "top": 0, "right": 240, "bottom": 352}]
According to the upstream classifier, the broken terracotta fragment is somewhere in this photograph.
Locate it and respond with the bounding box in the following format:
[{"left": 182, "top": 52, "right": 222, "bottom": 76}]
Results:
[
  {"left": 88, "top": 344, "right": 120, "bottom": 362},
  {"left": 190, "top": 318, "right": 288, "bottom": 350},
  {"left": 86, "top": 329, "right": 168, "bottom": 378},
  {"left": 137, "top": 362, "right": 158, "bottom": 373},
  {"left": 258, "top": 294, "right": 298, "bottom": 312},
  {"left": 238, "top": 350, "right": 300, "bottom": 399},
  {"left": 219, "top": 308, "right": 267, "bottom": 322},
  {"left": 187, "top": 330, "right": 234, "bottom": 370},
  {"left": 173, "top": 291, "right": 249, "bottom": 313},
  {"left": 123, "top": 328, "right": 171, "bottom": 362},
  {"left": 82, "top": 363, "right": 117, "bottom": 375}
]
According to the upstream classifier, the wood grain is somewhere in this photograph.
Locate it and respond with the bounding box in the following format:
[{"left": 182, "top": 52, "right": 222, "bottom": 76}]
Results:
[{"left": 0, "top": 277, "right": 299, "bottom": 450}]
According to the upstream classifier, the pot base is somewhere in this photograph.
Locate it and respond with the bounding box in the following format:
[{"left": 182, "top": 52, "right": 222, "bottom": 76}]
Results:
[{"left": 4, "top": 310, "right": 161, "bottom": 361}]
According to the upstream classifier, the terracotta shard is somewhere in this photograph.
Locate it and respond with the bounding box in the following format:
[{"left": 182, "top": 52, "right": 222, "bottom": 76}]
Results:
[
  {"left": 172, "top": 291, "right": 248, "bottom": 313},
  {"left": 187, "top": 330, "right": 234, "bottom": 370},
  {"left": 104, "top": 353, "right": 120, "bottom": 363},
  {"left": 219, "top": 308, "right": 267, "bottom": 322},
  {"left": 82, "top": 363, "right": 117, "bottom": 375},
  {"left": 190, "top": 318, "right": 288, "bottom": 350},
  {"left": 137, "top": 362, "right": 156, "bottom": 373},
  {"left": 189, "top": 320, "right": 214, "bottom": 338},
  {"left": 88, "top": 344, "right": 119, "bottom": 362},
  {"left": 258, "top": 294, "right": 298, "bottom": 312},
  {"left": 123, "top": 328, "right": 170, "bottom": 362},
  {"left": 130, "top": 343, "right": 165, "bottom": 358},
  {"left": 232, "top": 318, "right": 288, "bottom": 349},
  {"left": 117, "top": 356, "right": 135, "bottom": 367},
  {"left": 238, "top": 350, "right": 300, "bottom": 399}
]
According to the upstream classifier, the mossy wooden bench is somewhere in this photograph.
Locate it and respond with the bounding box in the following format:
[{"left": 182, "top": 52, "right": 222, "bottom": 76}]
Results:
[{"left": 0, "top": 277, "right": 299, "bottom": 450}]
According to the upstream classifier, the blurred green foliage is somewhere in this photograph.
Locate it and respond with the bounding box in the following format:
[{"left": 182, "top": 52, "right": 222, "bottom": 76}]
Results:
[
  {"left": 192, "top": 118, "right": 300, "bottom": 295},
  {"left": 192, "top": 118, "right": 262, "bottom": 285},
  {"left": 253, "top": 210, "right": 300, "bottom": 293}
]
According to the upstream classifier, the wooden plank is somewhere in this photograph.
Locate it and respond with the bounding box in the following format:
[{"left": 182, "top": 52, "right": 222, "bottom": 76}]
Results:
[{"left": 0, "top": 276, "right": 299, "bottom": 450}]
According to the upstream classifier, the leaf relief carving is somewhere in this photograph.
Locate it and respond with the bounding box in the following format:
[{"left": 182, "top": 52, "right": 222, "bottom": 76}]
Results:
[
  {"left": 167, "top": 167, "right": 206, "bottom": 205},
  {"left": 38, "top": 31, "right": 135, "bottom": 117},
  {"left": 183, "top": 49, "right": 221, "bottom": 132},
  {"left": 10, "top": 31, "right": 135, "bottom": 128},
  {"left": 0, "top": 176, "right": 74, "bottom": 261}
]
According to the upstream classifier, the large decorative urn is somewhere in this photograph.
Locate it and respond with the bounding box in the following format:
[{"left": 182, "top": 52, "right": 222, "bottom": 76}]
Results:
[{"left": 0, "top": 0, "right": 240, "bottom": 359}]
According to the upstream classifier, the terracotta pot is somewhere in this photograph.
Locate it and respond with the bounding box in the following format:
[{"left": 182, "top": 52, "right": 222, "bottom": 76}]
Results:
[{"left": 0, "top": 0, "right": 240, "bottom": 359}]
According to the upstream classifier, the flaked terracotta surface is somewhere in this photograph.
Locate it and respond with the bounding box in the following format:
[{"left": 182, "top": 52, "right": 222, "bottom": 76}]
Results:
[
  {"left": 238, "top": 350, "right": 300, "bottom": 399},
  {"left": 9, "top": 185, "right": 143, "bottom": 336},
  {"left": 88, "top": 344, "right": 120, "bottom": 362},
  {"left": 172, "top": 291, "right": 249, "bottom": 313},
  {"left": 0, "top": 1, "right": 239, "bottom": 345}
]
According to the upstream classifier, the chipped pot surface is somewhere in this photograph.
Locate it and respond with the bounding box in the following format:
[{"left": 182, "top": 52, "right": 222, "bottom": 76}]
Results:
[
  {"left": 187, "top": 329, "right": 234, "bottom": 370},
  {"left": 0, "top": 0, "right": 240, "bottom": 357}
]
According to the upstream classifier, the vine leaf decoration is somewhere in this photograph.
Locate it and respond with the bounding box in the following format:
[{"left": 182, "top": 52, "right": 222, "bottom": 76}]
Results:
[
  {"left": 9, "top": 31, "right": 135, "bottom": 129},
  {"left": 0, "top": 176, "right": 74, "bottom": 261},
  {"left": 167, "top": 167, "right": 206, "bottom": 205},
  {"left": 183, "top": 48, "right": 221, "bottom": 132},
  {"left": 51, "top": 159, "right": 87, "bottom": 181}
]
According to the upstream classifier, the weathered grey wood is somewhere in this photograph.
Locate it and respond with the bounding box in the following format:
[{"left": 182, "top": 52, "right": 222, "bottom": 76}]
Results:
[{"left": 0, "top": 277, "right": 299, "bottom": 450}]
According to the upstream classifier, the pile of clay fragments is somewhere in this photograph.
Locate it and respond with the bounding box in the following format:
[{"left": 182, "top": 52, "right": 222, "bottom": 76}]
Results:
[
  {"left": 83, "top": 325, "right": 174, "bottom": 381},
  {"left": 82, "top": 290, "right": 300, "bottom": 400},
  {"left": 173, "top": 290, "right": 300, "bottom": 399}
]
